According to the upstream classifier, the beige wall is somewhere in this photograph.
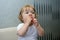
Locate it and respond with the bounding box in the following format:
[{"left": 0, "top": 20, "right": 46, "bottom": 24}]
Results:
[{"left": 0, "top": 27, "right": 18, "bottom": 40}]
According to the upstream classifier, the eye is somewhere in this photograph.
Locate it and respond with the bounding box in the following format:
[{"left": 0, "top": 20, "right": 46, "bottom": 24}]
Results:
[{"left": 25, "top": 11, "right": 29, "bottom": 14}]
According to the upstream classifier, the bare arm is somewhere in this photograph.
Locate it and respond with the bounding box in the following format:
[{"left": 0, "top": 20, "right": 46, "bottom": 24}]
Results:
[
  {"left": 17, "top": 15, "right": 32, "bottom": 36},
  {"left": 36, "top": 24, "right": 45, "bottom": 36},
  {"left": 17, "top": 23, "right": 29, "bottom": 36},
  {"left": 33, "top": 18, "right": 45, "bottom": 36}
]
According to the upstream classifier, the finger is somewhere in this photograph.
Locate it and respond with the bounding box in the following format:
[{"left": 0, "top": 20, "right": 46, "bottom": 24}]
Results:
[
  {"left": 33, "top": 20, "right": 36, "bottom": 23},
  {"left": 33, "top": 18, "right": 37, "bottom": 22},
  {"left": 33, "top": 18, "right": 37, "bottom": 21}
]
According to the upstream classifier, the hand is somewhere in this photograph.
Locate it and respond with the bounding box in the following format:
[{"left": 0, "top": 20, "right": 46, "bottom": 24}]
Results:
[
  {"left": 29, "top": 14, "right": 39, "bottom": 27},
  {"left": 33, "top": 18, "right": 39, "bottom": 27},
  {"left": 24, "top": 15, "right": 32, "bottom": 25}
]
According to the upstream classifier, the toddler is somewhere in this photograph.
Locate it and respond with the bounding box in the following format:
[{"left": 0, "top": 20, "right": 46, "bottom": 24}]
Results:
[{"left": 17, "top": 5, "right": 44, "bottom": 40}]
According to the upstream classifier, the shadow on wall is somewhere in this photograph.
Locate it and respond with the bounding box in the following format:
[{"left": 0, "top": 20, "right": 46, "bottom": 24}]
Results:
[{"left": 34, "top": 0, "right": 60, "bottom": 40}]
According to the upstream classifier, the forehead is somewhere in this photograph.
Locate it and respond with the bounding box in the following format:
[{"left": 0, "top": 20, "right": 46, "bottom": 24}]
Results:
[{"left": 23, "top": 7, "right": 34, "bottom": 11}]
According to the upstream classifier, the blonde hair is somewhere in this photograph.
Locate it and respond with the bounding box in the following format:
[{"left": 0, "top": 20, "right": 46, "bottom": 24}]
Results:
[{"left": 18, "top": 5, "right": 37, "bottom": 23}]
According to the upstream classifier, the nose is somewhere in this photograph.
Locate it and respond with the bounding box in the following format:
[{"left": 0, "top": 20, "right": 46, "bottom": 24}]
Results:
[
  {"left": 29, "top": 13, "right": 33, "bottom": 19},
  {"left": 29, "top": 12, "right": 32, "bottom": 16},
  {"left": 29, "top": 13, "right": 32, "bottom": 17}
]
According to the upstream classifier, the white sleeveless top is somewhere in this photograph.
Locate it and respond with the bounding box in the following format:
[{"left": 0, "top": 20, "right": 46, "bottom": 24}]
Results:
[{"left": 17, "top": 23, "right": 38, "bottom": 40}]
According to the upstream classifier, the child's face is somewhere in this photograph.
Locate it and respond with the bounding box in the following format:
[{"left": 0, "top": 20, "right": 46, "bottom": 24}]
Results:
[{"left": 22, "top": 7, "right": 35, "bottom": 21}]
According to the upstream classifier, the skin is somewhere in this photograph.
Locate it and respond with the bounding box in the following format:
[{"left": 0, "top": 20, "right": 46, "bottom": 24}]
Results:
[{"left": 17, "top": 7, "right": 44, "bottom": 37}]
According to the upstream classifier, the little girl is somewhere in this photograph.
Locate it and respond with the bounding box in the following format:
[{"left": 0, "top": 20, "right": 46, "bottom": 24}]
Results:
[{"left": 17, "top": 5, "right": 44, "bottom": 40}]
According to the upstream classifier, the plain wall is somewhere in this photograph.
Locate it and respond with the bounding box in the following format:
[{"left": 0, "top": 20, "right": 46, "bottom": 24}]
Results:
[{"left": 0, "top": 0, "right": 34, "bottom": 29}]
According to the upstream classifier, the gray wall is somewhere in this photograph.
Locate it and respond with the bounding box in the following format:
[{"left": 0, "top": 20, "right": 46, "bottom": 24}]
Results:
[
  {"left": 34, "top": 0, "right": 60, "bottom": 37},
  {"left": 0, "top": 0, "right": 34, "bottom": 29}
]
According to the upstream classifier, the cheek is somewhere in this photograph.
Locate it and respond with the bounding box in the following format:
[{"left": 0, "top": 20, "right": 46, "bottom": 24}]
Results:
[
  {"left": 32, "top": 14, "right": 35, "bottom": 18},
  {"left": 22, "top": 14, "right": 28, "bottom": 19},
  {"left": 22, "top": 15, "right": 26, "bottom": 19}
]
